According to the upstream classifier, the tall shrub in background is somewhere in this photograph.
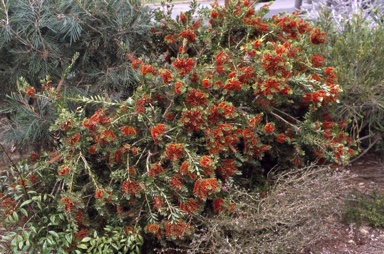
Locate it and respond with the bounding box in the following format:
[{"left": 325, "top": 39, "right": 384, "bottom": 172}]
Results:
[
  {"left": 1, "top": 1, "right": 354, "bottom": 253},
  {"left": 304, "top": 0, "right": 384, "bottom": 154}
]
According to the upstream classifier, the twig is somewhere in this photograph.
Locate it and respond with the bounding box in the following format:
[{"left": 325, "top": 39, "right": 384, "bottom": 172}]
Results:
[{"left": 350, "top": 134, "right": 382, "bottom": 164}]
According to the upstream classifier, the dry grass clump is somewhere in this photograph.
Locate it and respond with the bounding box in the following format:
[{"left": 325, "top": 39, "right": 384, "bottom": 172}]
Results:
[{"left": 183, "top": 165, "right": 351, "bottom": 254}]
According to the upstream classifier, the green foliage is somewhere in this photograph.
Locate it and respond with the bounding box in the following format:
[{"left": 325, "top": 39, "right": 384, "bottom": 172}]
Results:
[
  {"left": 307, "top": 4, "right": 384, "bottom": 153},
  {"left": 0, "top": 0, "right": 153, "bottom": 98},
  {"left": 343, "top": 190, "right": 384, "bottom": 228},
  {"left": 0, "top": 0, "right": 355, "bottom": 252}
]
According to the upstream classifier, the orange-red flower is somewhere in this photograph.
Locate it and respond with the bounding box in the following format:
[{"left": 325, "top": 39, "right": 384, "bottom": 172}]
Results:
[
  {"left": 165, "top": 143, "right": 185, "bottom": 161},
  {"left": 193, "top": 178, "right": 220, "bottom": 200},
  {"left": 61, "top": 197, "right": 75, "bottom": 211},
  {"left": 58, "top": 165, "right": 70, "bottom": 175},
  {"left": 121, "top": 126, "right": 137, "bottom": 136},
  {"left": 175, "top": 81, "right": 185, "bottom": 94},
  {"left": 311, "top": 54, "right": 325, "bottom": 67},
  {"left": 146, "top": 223, "right": 161, "bottom": 237},
  {"left": 29, "top": 152, "right": 39, "bottom": 162},
  {"left": 149, "top": 164, "right": 164, "bottom": 177},
  {"left": 186, "top": 89, "right": 208, "bottom": 107},
  {"left": 164, "top": 220, "right": 192, "bottom": 239},
  {"left": 217, "top": 159, "right": 237, "bottom": 179},
  {"left": 153, "top": 195, "right": 163, "bottom": 210},
  {"left": 172, "top": 58, "right": 195, "bottom": 76},
  {"left": 95, "top": 189, "right": 106, "bottom": 199},
  {"left": 140, "top": 64, "right": 157, "bottom": 76},
  {"left": 179, "top": 161, "right": 190, "bottom": 176},
  {"left": 276, "top": 133, "right": 287, "bottom": 143},
  {"left": 310, "top": 28, "right": 326, "bottom": 44},
  {"left": 160, "top": 69, "right": 173, "bottom": 83},
  {"left": 122, "top": 180, "right": 140, "bottom": 194},
  {"left": 179, "top": 29, "right": 196, "bottom": 43},
  {"left": 169, "top": 177, "right": 183, "bottom": 190},
  {"left": 224, "top": 78, "right": 242, "bottom": 91},
  {"left": 25, "top": 86, "right": 36, "bottom": 98},
  {"left": 179, "top": 198, "right": 200, "bottom": 214},
  {"left": 264, "top": 123, "right": 275, "bottom": 133},
  {"left": 151, "top": 123, "right": 167, "bottom": 143},
  {"left": 164, "top": 35, "right": 176, "bottom": 44},
  {"left": 199, "top": 155, "right": 213, "bottom": 168},
  {"left": 179, "top": 12, "right": 187, "bottom": 23},
  {"left": 180, "top": 108, "right": 206, "bottom": 132}
]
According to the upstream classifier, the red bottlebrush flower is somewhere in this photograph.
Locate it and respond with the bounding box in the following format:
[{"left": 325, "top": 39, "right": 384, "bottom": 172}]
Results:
[
  {"left": 121, "top": 126, "right": 137, "bottom": 136},
  {"left": 201, "top": 78, "right": 212, "bottom": 89},
  {"left": 186, "top": 89, "right": 208, "bottom": 107},
  {"left": 165, "top": 143, "right": 185, "bottom": 161},
  {"left": 248, "top": 114, "right": 263, "bottom": 128},
  {"left": 175, "top": 81, "right": 185, "bottom": 94},
  {"left": 25, "top": 86, "right": 36, "bottom": 98},
  {"left": 67, "top": 132, "right": 81, "bottom": 146},
  {"left": 179, "top": 161, "right": 190, "bottom": 176},
  {"left": 172, "top": 58, "right": 196, "bottom": 76},
  {"left": 164, "top": 35, "right": 176, "bottom": 44},
  {"left": 149, "top": 164, "right": 164, "bottom": 177},
  {"left": 95, "top": 129, "right": 116, "bottom": 143},
  {"left": 217, "top": 159, "right": 237, "bottom": 179},
  {"left": 215, "top": 50, "right": 229, "bottom": 67},
  {"left": 193, "top": 178, "right": 220, "bottom": 200},
  {"left": 211, "top": 9, "right": 219, "bottom": 19},
  {"left": 325, "top": 67, "right": 334, "bottom": 76},
  {"left": 217, "top": 101, "right": 236, "bottom": 119},
  {"left": 212, "top": 198, "right": 224, "bottom": 213},
  {"left": 310, "top": 28, "right": 326, "bottom": 44},
  {"left": 140, "top": 64, "right": 157, "bottom": 76},
  {"left": 254, "top": 39, "right": 262, "bottom": 48},
  {"left": 311, "top": 54, "right": 325, "bottom": 67},
  {"left": 261, "top": 77, "right": 281, "bottom": 96},
  {"left": 82, "top": 109, "right": 106, "bottom": 129},
  {"left": 276, "top": 133, "right": 287, "bottom": 143},
  {"left": 74, "top": 228, "right": 88, "bottom": 241},
  {"left": 179, "top": 29, "right": 197, "bottom": 43},
  {"left": 61, "top": 197, "right": 75, "bottom": 211},
  {"left": 95, "top": 189, "right": 106, "bottom": 199},
  {"left": 224, "top": 78, "right": 242, "bottom": 91},
  {"left": 169, "top": 176, "right": 183, "bottom": 190},
  {"left": 29, "top": 152, "right": 39, "bottom": 162},
  {"left": 199, "top": 155, "right": 213, "bottom": 168},
  {"left": 338, "top": 121, "right": 348, "bottom": 130},
  {"left": 179, "top": 12, "right": 187, "bottom": 23},
  {"left": 179, "top": 198, "right": 200, "bottom": 214},
  {"left": 160, "top": 69, "right": 173, "bottom": 83},
  {"left": 153, "top": 196, "right": 163, "bottom": 210},
  {"left": 127, "top": 166, "right": 137, "bottom": 176},
  {"left": 180, "top": 108, "right": 206, "bottom": 132},
  {"left": 264, "top": 123, "right": 275, "bottom": 133},
  {"left": 189, "top": 72, "right": 199, "bottom": 83},
  {"left": 89, "top": 145, "right": 97, "bottom": 155},
  {"left": 151, "top": 123, "right": 167, "bottom": 143},
  {"left": 323, "top": 121, "right": 334, "bottom": 130},
  {"left": 164, "top": 220, "right": 192, "bottom": 239},
  {"left": 58, "top": 165, "right": 70, "bottom": 176},
  {"left": 208, "top": 105, "right": 219, "bottom": 123},
  {"left": 166, "top": 113, "right": 175, "bottom": 121},
  {"left": 122, "top": 180, "right": 140, "bottom": 194},
  {"left": 60, "top": 120, "right": 72, "bottom": 131},
  {"left": 146, "top": 223, "right": 161, "bottom": 237},
  {"left": 130, "top": 147, "right": 139, "bottom": 155}
]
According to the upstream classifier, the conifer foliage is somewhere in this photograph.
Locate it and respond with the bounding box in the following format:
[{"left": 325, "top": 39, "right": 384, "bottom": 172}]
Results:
[{"left": 0, "top": 0, "right": 153, "bottom": 98}]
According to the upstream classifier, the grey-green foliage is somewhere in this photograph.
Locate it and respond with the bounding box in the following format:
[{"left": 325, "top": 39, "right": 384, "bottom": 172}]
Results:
[
  {"left": 305, "top": 2, "right": 384, "bottom": 152},
  {"left": 0, "top": 0, "right": 153, "bottom": 98}
]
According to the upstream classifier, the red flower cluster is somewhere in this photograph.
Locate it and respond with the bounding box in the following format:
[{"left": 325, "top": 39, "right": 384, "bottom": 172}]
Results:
[
  {"left": 172, "top": 58, "right": 195, "bottom": 76},
  {"left": 160, "top": 69, "right": 173, "bottom": 83},
  {"left": 206, "top": 124, "right": 240, "bottom": 154},
  {"left": 215, "top": 50, "right": 229, "bottom": 73},
  {"left": 58, "top": 165, "right": 70, "bottom": 176},
  {"left": 149, "top": 164, "right": 164, "bottom": 177},
  {"left": 311, "top": 54, "right": 325, "bottom": 67},
  {"left": 146, "top": 223, "right": 161, "bottom": 237},
  {"left": 67, "top": 132, "right": 81, "bottom": 146},
  {"left": 82, "top": 109, "right": 111, "bottom": 130},
  {"left": 264, "top": 123, "right": 275, "bottom": 133},
  {"left": 151, "top": 123, "right": 167, "bottom": 143},
  {"left": 95, "top": 189, "right": 106, "bottom": 199},
  {"left": 186, "top": 89, "right": 208, "bottom": 107},
  {"left": 164, "top": 220, "right": 193, "bottom": 239},
  {"left": 25, "top": 86, "right": 36, "bottom": 98},
  {"left": 95, "top": 129, "right": 116, "bottom": 143},
  {"left": 61, "top": 197, "right": 75, "bottom": 211},
  {"left": 122, "top": 180, "right": 140, "bottom": 194},
  {"left": 165, "top": 143, "right": 185, "bottom": 161},
  {"left": 180, "top": 108, "right": 206, "bottom": 132},
  {"left": 193, "top": 178, "right": 220, "bottom": 200},
  {"left": 169, "top": 177, "right": 183, "bottom": 190},
  {"left": 217, "top": 159, "right": 237, "bottom": 179},
  {"left": 121, "top": 126, "right": 137, "bottom": 136},
  {"left": 140, "top": 64, "right": 157, "bottom": 76},
  {"left": 310, "top": 28, "right": 326, "bottom": 44},
  {"left": 135, "top": 96, "right": 152, "bottom": 114},
  {"left": 212, "top": 198, "right": 235, "bottom": 213},
  {"left": 153, "top": 195, "right": 163, "bottom": 210},
  {"left": 179, "top": 29, "right": 197, "bottom": 43},
  {"left": 179, "top": 198, "right": 200, "bottom": 214}
]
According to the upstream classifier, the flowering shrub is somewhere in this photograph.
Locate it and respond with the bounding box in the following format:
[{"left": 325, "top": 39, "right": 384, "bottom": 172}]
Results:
[{"left": 0, "top": 0, "right": 355, "bottom": 252}]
